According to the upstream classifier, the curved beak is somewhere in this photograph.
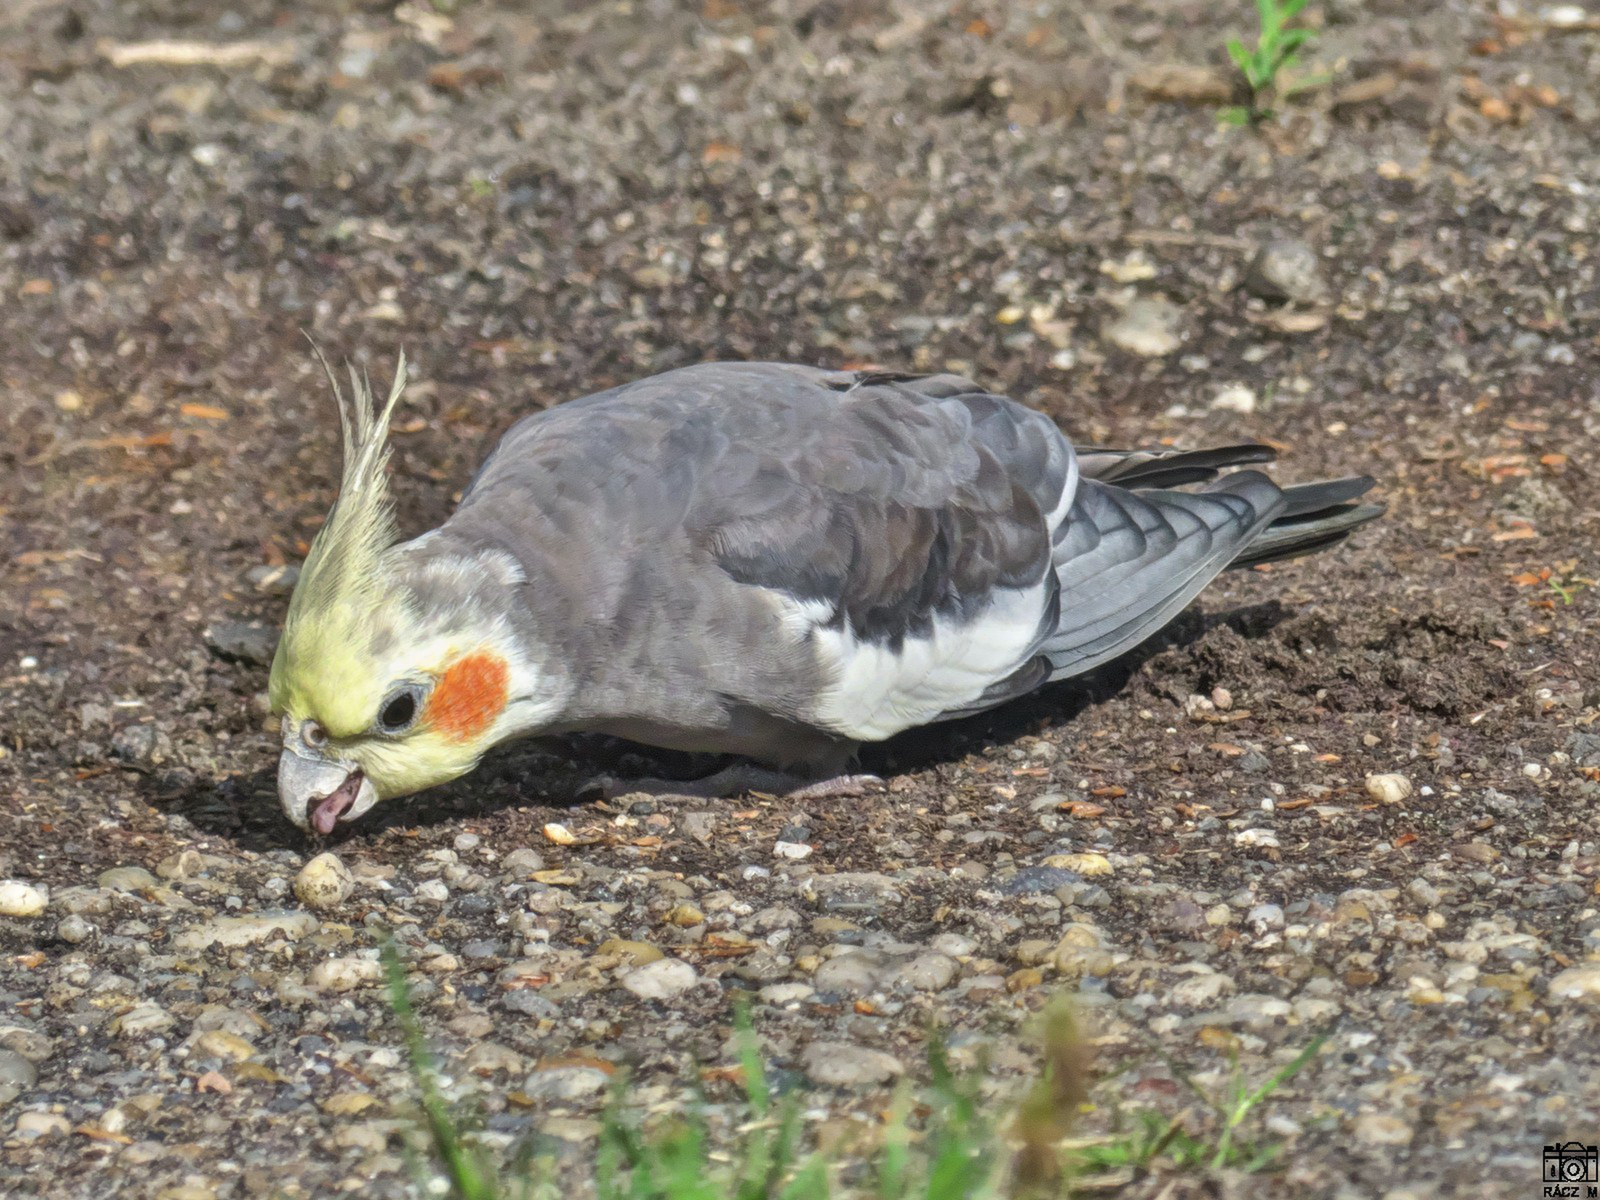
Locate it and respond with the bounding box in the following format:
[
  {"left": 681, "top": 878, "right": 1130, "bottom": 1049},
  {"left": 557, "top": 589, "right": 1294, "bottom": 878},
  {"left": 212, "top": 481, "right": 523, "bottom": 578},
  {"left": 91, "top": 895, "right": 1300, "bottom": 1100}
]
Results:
[{"left": 277, "top": 748, "right": 379, "bottom": 834}]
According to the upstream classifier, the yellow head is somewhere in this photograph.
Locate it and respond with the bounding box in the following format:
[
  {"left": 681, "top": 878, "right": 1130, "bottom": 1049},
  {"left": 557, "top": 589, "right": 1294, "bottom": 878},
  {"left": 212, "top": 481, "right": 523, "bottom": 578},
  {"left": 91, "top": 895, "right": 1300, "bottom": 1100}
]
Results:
[{"left": 268, "top": 353, "right": 531, "bottom": 833}]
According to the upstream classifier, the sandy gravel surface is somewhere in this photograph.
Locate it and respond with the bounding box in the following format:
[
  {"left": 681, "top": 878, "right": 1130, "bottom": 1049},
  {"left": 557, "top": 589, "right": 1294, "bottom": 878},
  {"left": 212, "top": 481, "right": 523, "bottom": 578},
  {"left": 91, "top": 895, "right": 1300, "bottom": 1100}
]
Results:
[{"left": 3, "top": 2, "right": 1599, "bottom": 1197}]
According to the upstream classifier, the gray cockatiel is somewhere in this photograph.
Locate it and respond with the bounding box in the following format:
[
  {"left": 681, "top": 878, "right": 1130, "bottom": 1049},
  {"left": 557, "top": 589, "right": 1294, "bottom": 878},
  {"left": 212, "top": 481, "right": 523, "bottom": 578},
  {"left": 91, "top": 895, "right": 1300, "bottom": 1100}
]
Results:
[{"left": 270, "top": 358, "right": 1381, "bottom": 834}]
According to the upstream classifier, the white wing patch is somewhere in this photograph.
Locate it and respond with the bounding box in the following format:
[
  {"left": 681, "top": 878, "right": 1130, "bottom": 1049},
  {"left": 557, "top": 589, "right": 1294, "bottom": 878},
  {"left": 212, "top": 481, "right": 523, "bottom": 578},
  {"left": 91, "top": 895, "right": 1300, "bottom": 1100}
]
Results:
[
  {"left": 772, "top": 579, "right": 1052, "bottom": 742},
  {"left": 1047, "top": 445, "right": 1079, "bottom": 531}
]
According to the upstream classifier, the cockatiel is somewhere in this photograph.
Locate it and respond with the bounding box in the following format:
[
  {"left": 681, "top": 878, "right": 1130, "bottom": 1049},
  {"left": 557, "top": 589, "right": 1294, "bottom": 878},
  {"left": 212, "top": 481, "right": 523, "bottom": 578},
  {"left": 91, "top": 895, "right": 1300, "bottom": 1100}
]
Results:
[{"left": 270, "top": 356, "right": 1381, "bottom": 834}]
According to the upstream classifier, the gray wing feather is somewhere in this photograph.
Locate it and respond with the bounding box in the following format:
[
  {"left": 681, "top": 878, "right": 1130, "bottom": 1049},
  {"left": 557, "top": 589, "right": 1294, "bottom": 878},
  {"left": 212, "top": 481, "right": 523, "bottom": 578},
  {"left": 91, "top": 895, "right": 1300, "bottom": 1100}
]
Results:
[{"left": 1075, "top": 443, "right": 1276, "bottom": 489}]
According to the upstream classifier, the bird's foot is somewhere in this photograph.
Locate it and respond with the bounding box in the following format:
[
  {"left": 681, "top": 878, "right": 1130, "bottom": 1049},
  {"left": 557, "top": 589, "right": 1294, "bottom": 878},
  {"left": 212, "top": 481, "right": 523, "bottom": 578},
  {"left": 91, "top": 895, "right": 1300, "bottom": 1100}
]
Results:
[
  {"left": 578, "top": 764, "right": 884, "bottom": 803},
  {"left": 784, "top": 773, "right": 885, "bottom": 800}
]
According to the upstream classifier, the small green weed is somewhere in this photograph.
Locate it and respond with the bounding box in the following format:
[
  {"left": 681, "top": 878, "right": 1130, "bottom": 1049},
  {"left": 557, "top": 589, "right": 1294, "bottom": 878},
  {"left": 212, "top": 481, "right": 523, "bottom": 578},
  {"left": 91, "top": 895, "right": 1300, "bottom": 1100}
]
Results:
[
  {"left": 384, "top": 942, "right": 537, "bottom": 1200},
  {"left": 1072, "top": 1033, "right": 1326, "bottom": 1177},
  {"left": 385, "top": 943, "right": 1319, "bottom": 1199},
  {"left": 1221, "top": 0, "right": 1317, "bottom": 124},
  {"left": 384, "top": 948, "right": 1089, "bottom": 1200},
  {"left": 594, "top": 1013, "right": 1026, "bottom": 1200}
]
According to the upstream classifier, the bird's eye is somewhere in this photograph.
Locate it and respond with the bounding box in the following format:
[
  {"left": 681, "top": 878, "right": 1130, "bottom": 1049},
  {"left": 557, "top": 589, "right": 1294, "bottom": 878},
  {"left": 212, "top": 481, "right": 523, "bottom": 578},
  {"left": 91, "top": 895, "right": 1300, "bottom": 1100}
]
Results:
[{"left": 377, "top": 687, "right": 421, "bottom": 733}]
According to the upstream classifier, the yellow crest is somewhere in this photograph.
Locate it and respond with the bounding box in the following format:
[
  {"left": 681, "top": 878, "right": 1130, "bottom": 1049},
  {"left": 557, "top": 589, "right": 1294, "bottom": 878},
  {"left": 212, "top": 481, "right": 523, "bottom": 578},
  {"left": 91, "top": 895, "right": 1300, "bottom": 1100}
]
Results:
[{"left": 269, "top": 350, "right": 412, "bottom": 736}]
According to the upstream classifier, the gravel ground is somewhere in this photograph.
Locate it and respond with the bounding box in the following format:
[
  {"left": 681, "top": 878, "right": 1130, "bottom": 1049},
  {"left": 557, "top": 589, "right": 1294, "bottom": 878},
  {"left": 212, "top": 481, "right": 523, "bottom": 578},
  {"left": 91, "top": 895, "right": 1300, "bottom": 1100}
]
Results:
[{"left": 3, "top": 1, "right": 1600, "bottom": 1197}]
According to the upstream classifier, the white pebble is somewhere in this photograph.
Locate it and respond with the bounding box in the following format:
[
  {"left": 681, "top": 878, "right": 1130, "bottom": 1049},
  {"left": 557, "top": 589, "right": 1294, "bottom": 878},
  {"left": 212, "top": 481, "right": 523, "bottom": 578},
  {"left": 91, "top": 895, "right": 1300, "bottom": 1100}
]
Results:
[
  {"left": 801, "top": 1040, "right": 905, "bottom": 1087},
  {"left": 1521, "top": 762, "right": 1543, "bottom": 780},
  {"left": 293, "top": 853, "right": 353, "bottom": 911},
  {"left": 620, "top": 958, "right": 698, "bottom": 1000},
  {"left": 308, "top": 956, "right": 384, "bottom": 993},
  {"left": 414, "top": 879, "right": 449, "bottom": 903},
  {"left": 13, "top": 1112, "right": 70, "bottom": 1139},
  {"left": 773, "top": 840, "right": 813, "bottom": 860},
  {"left": 1233, "top": 829, "right": 1281, "bottom": 849},
  {"left": 1548, "top": 964, "right": 1600, "bottom": 1003},
  {"left": 1365, "top": 773, "right": 1413, "bottom": 805},
  {"left": 0, "top": 881, "right": 47, "bottom": 918},
  {"left": 1544, "top": 5, "right": 1589, "bottom": 29},
  {"left": 1210, "top": 384, "right": 1257, "bottom": 414}
]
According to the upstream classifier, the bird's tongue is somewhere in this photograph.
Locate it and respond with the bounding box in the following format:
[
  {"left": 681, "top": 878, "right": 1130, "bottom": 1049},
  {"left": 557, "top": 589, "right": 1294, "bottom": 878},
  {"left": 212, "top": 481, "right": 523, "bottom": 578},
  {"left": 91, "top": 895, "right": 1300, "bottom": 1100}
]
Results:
[{"left": 311, "top": 772, "right": 363, "bottom": 835}]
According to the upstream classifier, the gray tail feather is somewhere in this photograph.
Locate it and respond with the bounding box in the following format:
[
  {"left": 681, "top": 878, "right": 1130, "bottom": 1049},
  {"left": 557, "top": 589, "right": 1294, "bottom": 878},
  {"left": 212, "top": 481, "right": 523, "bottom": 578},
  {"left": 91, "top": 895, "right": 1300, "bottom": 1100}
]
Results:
[
  {"left": 934, "top": 468, "right": 1381, "bottom": 722},
  {"left": 1229, "top": 476, "right": 1383, "bottom": 568},
  {"left": 1040, "top": 470, "right": 1284, "bottom": 682}
]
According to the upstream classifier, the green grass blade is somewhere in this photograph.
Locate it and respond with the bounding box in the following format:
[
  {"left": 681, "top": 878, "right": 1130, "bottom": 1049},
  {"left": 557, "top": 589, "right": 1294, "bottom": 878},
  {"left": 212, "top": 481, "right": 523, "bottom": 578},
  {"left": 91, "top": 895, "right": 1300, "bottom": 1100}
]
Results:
[
  {"left": 779, "top": 1157, "right": 830, "bottom": 1200},
  {"left": 382, "top": 940, "right": 500, "bottom": 1200},
  {"left": 877, "top": 1089, "right": 913, "bottom": 1200}
]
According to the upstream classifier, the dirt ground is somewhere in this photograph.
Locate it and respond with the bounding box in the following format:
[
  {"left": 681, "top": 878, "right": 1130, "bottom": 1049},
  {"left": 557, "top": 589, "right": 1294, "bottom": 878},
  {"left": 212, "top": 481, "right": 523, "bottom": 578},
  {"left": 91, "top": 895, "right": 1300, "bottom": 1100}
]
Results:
[{"left": 2, "top": 1, "right": 1599, "bottom": 1197}]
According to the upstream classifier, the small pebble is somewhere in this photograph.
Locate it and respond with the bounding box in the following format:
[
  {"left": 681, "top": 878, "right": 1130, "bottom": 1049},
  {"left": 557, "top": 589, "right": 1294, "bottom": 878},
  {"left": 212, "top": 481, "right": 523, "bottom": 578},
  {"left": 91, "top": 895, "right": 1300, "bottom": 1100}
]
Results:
[
  {"left": 13, "top": 1111, "right": 69, "bottom": 1138},
  {"left": 245, "top": 563, "right": 300, "bottom": 595},
  {"left": 502, "top": 848, "right": 546, "bottom": 876},
  {"left": 1351, "top": 1112, "right": 1414, "bottom": 1147},
  {"left": 414, "top": 879, "right": 449, "bottom": 903},
  {"left": 1548, "top": 964, "right": 1600, "bottom": 1003},
  {"left": 203, "top": 620, "right": 279, "bottom": 666},
  {"left": 801, "top": 1040, "right": 904, "bottom": 1087},
  {"left": 98, "top": 866, "right": 159, "bottom": 892},
  {"left": 1233, "top": 829, "right": 1281, "bottom": 849},
  {"left": 0, "top": 1049, "right": 38, "bottom": 1105},
  {"left": 620, "top": 958, "right": 698, "bottom": 1000},
  {"left": 293, "top": 853, "right": 353, "bottom": 911},
  {"left": 759, "top": 982, "right": 815, "bottom": 1005},
  {"left": 1365, "top": 773, "right": 1414, "bottom": 805},
  {"left": 1243, "top": 237, "right": 1327, "bottom": 304},
  {"left": 1544, "top": 5, "right": 1589, "bottom": 29},
  {"left": 308, "top": 956, "right": 384, "bottom": 993},
  {"left": 1103, "top": 297, "right": 1183, "bottom": 357},
  {"left": 0, "top": 881, "right": 47, "bottom": 918},
  {"left": 1210, "top": 384, "right": 1257, "bottom": 415},
  {"left": 1044, "top": 852, "right": 1114, "bottom": 877}
]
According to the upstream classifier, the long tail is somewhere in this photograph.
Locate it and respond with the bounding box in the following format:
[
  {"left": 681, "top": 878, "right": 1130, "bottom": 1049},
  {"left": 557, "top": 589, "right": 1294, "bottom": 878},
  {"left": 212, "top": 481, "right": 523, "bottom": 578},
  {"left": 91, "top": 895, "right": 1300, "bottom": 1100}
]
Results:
[
  {"left": 932, "top": 444, "right": 1384, "bottom": 722},
  {"left": 1039, "top": 449, "right": 1383, "bottom": 683},
  {"left": 1228, "top": 476, "right": 1383, "bottom": 567}
]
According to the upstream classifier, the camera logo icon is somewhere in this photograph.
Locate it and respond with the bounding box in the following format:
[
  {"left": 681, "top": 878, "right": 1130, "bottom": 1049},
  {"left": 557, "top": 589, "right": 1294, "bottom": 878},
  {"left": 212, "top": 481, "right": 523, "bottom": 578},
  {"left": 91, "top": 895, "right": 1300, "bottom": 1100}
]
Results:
[{"left": 1545, "top": 1142, "right": 1600, "bottom": 1188}]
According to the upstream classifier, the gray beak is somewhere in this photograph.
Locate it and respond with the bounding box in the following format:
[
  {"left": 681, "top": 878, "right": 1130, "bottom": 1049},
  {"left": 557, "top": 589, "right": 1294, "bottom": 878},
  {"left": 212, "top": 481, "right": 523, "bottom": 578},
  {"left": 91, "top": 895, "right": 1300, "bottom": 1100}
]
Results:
[{"left": 277, "top": 748, "right": 376, "bottom": 834}]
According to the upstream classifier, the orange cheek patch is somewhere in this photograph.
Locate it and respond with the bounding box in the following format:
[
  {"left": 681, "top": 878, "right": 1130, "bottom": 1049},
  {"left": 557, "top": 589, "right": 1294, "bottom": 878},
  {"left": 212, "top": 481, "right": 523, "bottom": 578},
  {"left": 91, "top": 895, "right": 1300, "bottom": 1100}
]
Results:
[{"left": 427, "top": 651, "right": 510, "bottom": 742}]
